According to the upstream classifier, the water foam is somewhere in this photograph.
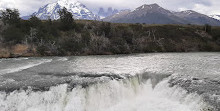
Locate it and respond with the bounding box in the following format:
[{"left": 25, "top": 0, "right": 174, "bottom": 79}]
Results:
[
  {"left": 0, "top": 77, "right": 210, "bottom": 111},
  {"left": 56, "top": 57, "right": 68, "bottom": 62}
]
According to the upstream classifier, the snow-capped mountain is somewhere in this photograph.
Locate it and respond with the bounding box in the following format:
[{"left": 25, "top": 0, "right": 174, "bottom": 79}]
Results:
[
  {"left": 103, "top": 4, "right": 220, "bottom": 26},
  {"left": 209, "top": 15, "right": 220, "bottom": 21},
  {"left": 174, "top": 10, "right": 220, "bottom": 25},
  {"left": 24, "top": 0, "right": 99, "bottom": 20},
  {"left": 103, "top": 4, "right": 187, "bottom": 24}
]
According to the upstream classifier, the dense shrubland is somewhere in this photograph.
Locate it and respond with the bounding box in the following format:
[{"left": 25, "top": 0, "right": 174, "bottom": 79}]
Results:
[{"left": 0, "top": 8, "right": 220, "bottom": 58}]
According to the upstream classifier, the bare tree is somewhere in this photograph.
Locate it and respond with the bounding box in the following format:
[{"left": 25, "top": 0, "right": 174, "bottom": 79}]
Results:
[
  {"left": 151, "top": 29, "right": 156, "bottom": 42},
  {"left": 25, "top": 27, "right": 37, "bottom": 44},
  {"left": 90, "top": 34, "right": 110, "bottom": 53}
]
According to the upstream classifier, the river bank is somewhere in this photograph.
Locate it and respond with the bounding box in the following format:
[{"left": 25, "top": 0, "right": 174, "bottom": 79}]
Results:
[
  {"left": 1, "top": 19, "right": 220, "bottom": 58},
  {"left": 0, "top": 43, "right": 219, "bottom": 58}
]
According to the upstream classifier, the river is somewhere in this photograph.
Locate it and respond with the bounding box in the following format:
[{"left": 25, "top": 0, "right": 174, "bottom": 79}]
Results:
[{"left": 0, "top": 53, "right": 219, "bottom": 111}]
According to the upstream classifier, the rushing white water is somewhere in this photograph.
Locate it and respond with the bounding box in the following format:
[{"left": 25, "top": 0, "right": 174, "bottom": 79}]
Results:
[{"left": 0, "top": 77, "right": 211, "bottom": 111}]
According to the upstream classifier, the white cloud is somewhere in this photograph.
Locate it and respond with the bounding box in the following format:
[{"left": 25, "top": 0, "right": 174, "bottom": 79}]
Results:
[
  {"left": 0, "top": 0, "right": 220, "bottom": 16},
  {"left": 0, "top": 0, "right": 55, "bottom": 16}
]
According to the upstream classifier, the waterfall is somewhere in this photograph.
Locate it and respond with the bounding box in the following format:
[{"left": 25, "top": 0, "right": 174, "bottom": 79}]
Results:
[{"left": 0, "top": 73, "right": 212, "bottom": 111}]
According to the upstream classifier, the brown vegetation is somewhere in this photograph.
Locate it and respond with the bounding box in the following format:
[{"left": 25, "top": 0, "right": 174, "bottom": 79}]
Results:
[{"left": 0, "top": 9, "right": 220, "bottom": 58}]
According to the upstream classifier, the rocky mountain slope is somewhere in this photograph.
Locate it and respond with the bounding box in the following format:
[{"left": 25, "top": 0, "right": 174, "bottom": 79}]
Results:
[
  {"left": 103, "top": 9, "right": 131, "bottom": 22},
  {"left": 104, "top": 4, "right": 187, "bottom": 24},
  {"left": 174, "top": 10, "right": 220, "bottom": 25},
  {"left": 104, "top": 4, "right": 220, "bottom": 26}
]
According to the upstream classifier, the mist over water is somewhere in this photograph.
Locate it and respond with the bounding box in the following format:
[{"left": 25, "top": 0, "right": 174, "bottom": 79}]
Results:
[{"left": 0, "top": 53, "right": 219, "bottom": 111}]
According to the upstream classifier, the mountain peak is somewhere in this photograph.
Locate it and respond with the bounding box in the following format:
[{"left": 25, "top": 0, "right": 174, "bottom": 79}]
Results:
[
  {"left": 57, "top": 0, "right": 80, "bottom": 7},
  {"left": 149, "top": 3, "right": 160, "bottom": 7},
  {"left": 57, "top": 0, "right": 77, "bottom": 3},
  {"left": 57, "top": 0, "right": 70, "bottom": 6},
  {"left": 141, "top": 3, "right": 160, "bottom": 8},
  {"left": 97, "top": 7, "right": 119, "bottom": 18},
  {"left": 181, "top": 10, "right": 197, "bottom": 15},
  {"left": 57, "top": 0, "right": 70, "bottom": 3},
  {"left": 133, "top": 3, "right": 171, "bottom": 15},
  {"left": 26, "top": 0, "right": 99, "bottom": 20},
  {"left": 135, "top": 3, "right": 162, "bottom": 11},
  {"left": 103, "top": 3, "right": 220, "bottom": 26}
]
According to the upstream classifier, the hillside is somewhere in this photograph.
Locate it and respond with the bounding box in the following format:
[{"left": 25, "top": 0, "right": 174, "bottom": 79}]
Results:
[{"left": 0, "top": 18, "right": 220, "bottom": 58}]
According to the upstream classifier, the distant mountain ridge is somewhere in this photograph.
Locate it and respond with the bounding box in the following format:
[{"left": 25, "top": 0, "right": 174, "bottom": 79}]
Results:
[
  {"left": 104, "top": 4, "right": 187, "bottom": 24},
  {"left": 174, "top": 10, "right": 220, "bottom": 25},
  {"left": 22, "top": 0, "right": 99, "bottom": 20},
  {"left": 103, "top": 9, "right": 131, "bottom": 22},
  {"left": 21, "top": 2, "right": 220, "bottom": 26},
  {"left": 103, "top": 4, "right": 220, "bottom": 26},
  {"left": 98, "top": 7, "right": 119, "bottom": 19}
]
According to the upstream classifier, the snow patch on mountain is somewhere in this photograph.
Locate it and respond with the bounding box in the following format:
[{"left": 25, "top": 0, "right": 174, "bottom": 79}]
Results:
[
  {"left": 182, "top": 10, "right": 194, "bottom": 15},
  {"left": 209, "top": 15, "right": 220, "bottom": 21}
]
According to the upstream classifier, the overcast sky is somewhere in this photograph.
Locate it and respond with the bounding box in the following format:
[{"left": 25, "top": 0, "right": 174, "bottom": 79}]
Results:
[{"left": 0, "top": 0, "right": 220, "bottom": 16}]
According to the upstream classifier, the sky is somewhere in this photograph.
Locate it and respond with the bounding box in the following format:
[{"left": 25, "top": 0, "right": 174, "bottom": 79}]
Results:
[{"left": 0, "top": 0, "right": 220, "bottom": 16}]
